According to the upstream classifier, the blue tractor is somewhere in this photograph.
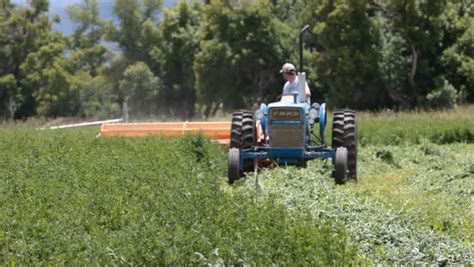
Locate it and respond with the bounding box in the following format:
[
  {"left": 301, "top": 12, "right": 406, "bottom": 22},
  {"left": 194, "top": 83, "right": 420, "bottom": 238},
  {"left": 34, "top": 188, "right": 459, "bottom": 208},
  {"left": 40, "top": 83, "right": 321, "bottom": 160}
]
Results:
[{"left": 227, "top": 25, "right": 357, "bottom": 185}]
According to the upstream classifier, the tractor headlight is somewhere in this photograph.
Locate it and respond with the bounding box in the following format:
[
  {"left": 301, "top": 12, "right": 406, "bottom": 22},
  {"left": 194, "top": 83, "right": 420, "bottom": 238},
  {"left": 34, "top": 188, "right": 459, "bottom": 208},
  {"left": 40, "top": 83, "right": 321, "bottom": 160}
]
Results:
[
  {"left": 308, "top": 108, "right": 319, "bottom": 119},
  {"left": 255, "top": 109, "right": 264, "bottom": 120}
]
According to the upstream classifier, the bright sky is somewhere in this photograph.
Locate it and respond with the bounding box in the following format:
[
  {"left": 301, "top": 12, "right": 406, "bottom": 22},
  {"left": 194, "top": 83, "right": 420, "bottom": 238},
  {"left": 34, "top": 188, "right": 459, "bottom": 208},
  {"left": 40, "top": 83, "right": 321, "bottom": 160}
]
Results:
[
  {"left": 12, "top": 0, "right": 114, "bottom": 7},
  {"left": 12, "top": 0, "right": 173, "bottom": 8},
  {"left": 11, "top": 0, "right": 178, "bottom": 35}
]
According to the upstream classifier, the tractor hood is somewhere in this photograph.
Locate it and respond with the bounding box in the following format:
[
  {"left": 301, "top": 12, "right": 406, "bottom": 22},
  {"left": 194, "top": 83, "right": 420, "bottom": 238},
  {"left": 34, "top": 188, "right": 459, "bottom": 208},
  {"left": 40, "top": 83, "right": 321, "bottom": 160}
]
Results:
[{"left": 267, "top": 99, "right": 309, "bottom": 112}]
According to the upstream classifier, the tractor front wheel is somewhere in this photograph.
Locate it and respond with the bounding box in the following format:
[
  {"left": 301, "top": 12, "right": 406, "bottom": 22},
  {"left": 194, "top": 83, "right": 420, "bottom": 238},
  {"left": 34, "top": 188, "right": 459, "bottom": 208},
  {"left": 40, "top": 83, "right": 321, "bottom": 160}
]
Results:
[
  {"left": 297, "top": 160, "right": 308, "bottom": 168},
  {"left": 228, "top": 148, "right": 241, "bottom": 184},
  {"left": 334, "top": 147, "right": 348, "bottom": 184}
]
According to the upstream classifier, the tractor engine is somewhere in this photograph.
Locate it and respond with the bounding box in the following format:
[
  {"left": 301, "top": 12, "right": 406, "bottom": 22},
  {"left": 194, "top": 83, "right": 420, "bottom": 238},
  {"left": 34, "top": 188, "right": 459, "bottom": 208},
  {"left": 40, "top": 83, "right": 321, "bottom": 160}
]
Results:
[{"left": 268, "top": 107, "right": 305, "bottom": 148}]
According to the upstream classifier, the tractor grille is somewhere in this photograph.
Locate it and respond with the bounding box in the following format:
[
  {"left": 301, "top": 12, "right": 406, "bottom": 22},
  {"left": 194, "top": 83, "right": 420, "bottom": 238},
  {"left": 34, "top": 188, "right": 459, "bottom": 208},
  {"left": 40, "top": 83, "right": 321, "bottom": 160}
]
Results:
[{"left": 269, "top": 124, "right": 305, "bottom": 147}]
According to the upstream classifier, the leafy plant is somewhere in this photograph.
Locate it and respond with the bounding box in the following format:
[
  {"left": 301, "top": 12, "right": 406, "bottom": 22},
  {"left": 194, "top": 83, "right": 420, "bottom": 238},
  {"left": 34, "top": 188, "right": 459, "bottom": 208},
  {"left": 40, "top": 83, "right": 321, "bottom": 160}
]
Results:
[{"left": 0, "top": 128, "right": 356, "bottom": 265}]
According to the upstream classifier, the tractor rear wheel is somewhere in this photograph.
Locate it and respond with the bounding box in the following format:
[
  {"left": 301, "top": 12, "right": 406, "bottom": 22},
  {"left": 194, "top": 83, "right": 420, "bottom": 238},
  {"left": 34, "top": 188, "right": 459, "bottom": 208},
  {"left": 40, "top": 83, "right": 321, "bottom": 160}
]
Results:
[
  {"left": 228, "top": 148, "right": 240, "bottom": 184},
  {"left": 230, "top": 111, "right": 255, "bottom": 150},
  {"left": 241, "top": 111, "right": 256, "bottom": 150},
  {"left": 230, "top": 112, "right": 243, "bottom": 149},
  {"left": 229, "top": 111, "right": 256, "bottom": 178},
  {"left": 332, "top": 109, "right": 358, "bottom": 180},
  {"left": 334, "top": 147, "right": 348, "bottom": 184}
]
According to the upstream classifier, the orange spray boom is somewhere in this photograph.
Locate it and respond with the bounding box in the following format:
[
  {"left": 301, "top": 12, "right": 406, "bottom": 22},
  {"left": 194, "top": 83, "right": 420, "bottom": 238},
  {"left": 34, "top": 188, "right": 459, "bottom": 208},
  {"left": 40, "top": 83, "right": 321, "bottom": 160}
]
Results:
[{"left": 98, "top": 121, "right": 231, "bottom": 145}]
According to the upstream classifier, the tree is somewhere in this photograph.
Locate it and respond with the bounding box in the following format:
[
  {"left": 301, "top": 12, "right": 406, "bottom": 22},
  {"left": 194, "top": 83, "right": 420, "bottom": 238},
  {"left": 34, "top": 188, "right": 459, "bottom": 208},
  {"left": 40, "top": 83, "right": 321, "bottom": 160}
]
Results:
[
  {"left": 374, "top": 12, "right": 412, "bottom": 109},
  {"left": 101, "top": 56, "right": 131, "bottom": 117},
  {"left": 0, "top": 0, "right": 59, "bottom": 118},
  {"left": 107, "top": 0, "right": 162, "bottom": 70},
  {"left": 303, "top": 0, "right": 386, "bottom": 109},
  {"left": 101, "top": 0, "right": 163, "bottom": 118},
  {"left": 75, "top": 72, "right": 120, "bottom": 118},
  {"left": 66, "top": 0, "right": 118, "bottom": 118},
  {"left": 0, "top": 1, "right": 20, "bottom": 118},
  {"left": 302, "top": 0, "right": 471, "bottom": 110},
  {"left": 67, "top": 0, "right": 109, "bottom": 76},
  {"left": 440, "top": 1, "right": 474, "bottom": 103},
  {"left": 385, "top": 0, "right": 447, "bottom": 107},
  {"left": 194, "top": 0, "right": 293, "bottom": 116},
  {"left": 270, "top": 0, "right": 305, "bottom": 24},
  {"left": 0, "top": 74, "right": 19, "bottom": 119},
  {"left": 20, "top": 42, "right": 79, "bottom": 117},
  {"left": 373, "top": 0, "right": 472, "bottom": 108},
  {"left": 119, "top": 61, "right": 161, "bottom": 116},
  {"left": 151, "top": 0, "right": 202, "bottom": 119}
]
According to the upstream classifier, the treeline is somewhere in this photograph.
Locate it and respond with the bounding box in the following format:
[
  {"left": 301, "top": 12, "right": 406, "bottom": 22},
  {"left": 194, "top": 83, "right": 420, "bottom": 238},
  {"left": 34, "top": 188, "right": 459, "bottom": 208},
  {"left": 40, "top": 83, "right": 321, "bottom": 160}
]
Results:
[{"left": 0, "top": 0, "right": 472, "bottom": 120}]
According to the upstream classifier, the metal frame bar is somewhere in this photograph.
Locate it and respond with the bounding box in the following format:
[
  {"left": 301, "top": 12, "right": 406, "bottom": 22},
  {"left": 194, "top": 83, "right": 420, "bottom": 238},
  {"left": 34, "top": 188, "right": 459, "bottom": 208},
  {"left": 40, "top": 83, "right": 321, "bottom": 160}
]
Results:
[{"left": 239, "top": 145, "right": 336, "bottom": 171}]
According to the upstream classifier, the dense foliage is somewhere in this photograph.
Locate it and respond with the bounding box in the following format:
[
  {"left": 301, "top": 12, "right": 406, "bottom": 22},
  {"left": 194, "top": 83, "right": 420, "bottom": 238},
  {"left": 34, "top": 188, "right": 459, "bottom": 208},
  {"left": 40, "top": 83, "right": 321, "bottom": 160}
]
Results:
[
  {"left": 0, "top": 0, "right": 473, "bottom": 119},
  {"left": 0, "top": 129, "right": 356, "bottom": 265}
]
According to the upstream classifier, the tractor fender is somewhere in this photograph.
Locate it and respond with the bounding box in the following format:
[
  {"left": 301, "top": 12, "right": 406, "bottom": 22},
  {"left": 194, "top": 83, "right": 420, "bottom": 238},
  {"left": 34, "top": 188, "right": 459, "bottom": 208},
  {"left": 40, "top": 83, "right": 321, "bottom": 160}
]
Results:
[
  {"left": 259, "top": 103, "right": 268, "bottom": 135},
  {"left": 319, "top": 103, "right": 327, "bottom": 142}
]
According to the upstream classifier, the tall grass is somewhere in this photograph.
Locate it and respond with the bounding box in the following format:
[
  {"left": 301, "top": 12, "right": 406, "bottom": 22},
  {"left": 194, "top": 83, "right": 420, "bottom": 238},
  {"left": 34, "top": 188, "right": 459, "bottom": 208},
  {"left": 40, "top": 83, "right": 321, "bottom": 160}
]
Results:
[
  {"left": 355, "top": 105, "right": 474, "bottom": 145},
  {"left": 3, "top": 105, "right": 473, "bottom": 146}
]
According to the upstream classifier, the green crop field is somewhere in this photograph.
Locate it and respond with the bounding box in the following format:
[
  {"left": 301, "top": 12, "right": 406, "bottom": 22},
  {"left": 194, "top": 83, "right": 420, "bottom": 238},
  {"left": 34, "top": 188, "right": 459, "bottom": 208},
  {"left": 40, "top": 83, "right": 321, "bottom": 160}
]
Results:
[{"left": 1, "top": 106, "right": 473, "bottom": 265}]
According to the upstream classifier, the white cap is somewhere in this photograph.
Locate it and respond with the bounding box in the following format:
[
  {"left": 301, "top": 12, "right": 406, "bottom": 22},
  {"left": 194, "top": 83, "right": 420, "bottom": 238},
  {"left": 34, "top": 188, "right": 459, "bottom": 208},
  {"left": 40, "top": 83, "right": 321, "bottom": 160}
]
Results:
[{"left": 279, "top": 63, "right": 296, "bottom": 73}]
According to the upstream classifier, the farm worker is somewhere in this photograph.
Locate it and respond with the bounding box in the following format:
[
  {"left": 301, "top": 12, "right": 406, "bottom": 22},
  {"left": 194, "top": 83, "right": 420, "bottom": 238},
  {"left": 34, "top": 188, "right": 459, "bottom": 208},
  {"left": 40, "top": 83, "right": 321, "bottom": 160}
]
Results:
[{"left": 280, "top": 62, "right": 311, "bottom": 101}]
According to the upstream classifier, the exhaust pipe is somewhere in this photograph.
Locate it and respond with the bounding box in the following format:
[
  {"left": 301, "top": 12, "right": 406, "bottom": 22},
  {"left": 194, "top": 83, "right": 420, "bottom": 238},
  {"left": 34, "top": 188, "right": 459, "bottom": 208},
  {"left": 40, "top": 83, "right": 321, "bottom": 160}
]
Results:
[
  {"left": 299, "top": 24, "right": 310, "bottom": 73},
  {"left": 298, "top": 25, "right": 310, "bottom": 103}
]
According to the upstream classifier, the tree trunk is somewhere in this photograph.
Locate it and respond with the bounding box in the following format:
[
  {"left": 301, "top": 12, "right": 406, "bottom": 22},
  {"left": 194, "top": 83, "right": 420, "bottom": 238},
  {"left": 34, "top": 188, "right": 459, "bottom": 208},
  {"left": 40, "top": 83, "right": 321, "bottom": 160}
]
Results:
[
  {"left": 408, "top": 39, "right": 419, "bottom": 106},
  {"left": 122, "top": 101, "right": 129, "bottom": 123},
  {"left": 203, "top": 105, "right": 211, "bottom": 119},
  {"left": 211, "top": 103, "right": 220, "bottom": 117},
  {"left": 8, "top": 96, "right": 17, "bottom": 120},
  {"left": 386, "top": 83, "right": 411, "bottom": 109}
]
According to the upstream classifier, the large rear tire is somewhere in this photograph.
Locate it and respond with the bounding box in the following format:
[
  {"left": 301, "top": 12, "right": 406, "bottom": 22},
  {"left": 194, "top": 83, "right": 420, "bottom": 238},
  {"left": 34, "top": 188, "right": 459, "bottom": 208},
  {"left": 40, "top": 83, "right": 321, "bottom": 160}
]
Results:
[
  {"left": 334, "top": 147, "right": 348, "bottom": 184},
  {"left": 241, "top": 112, "right": 256, "bottom": 172},
  {"left": 241, "top": 112, "right": 255, "bottom": 150},
  {"left": 229, "top": 111, "right": 256, "bottom": 182},
  {"left": 230, "top": 112, "right": 243, "bottom": 149},
  {"left": 230, "top": 111, "right": 255, "bottom": 150},
  {"left": 332, "top": 109, "right": 358, "bottom": 180}
]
